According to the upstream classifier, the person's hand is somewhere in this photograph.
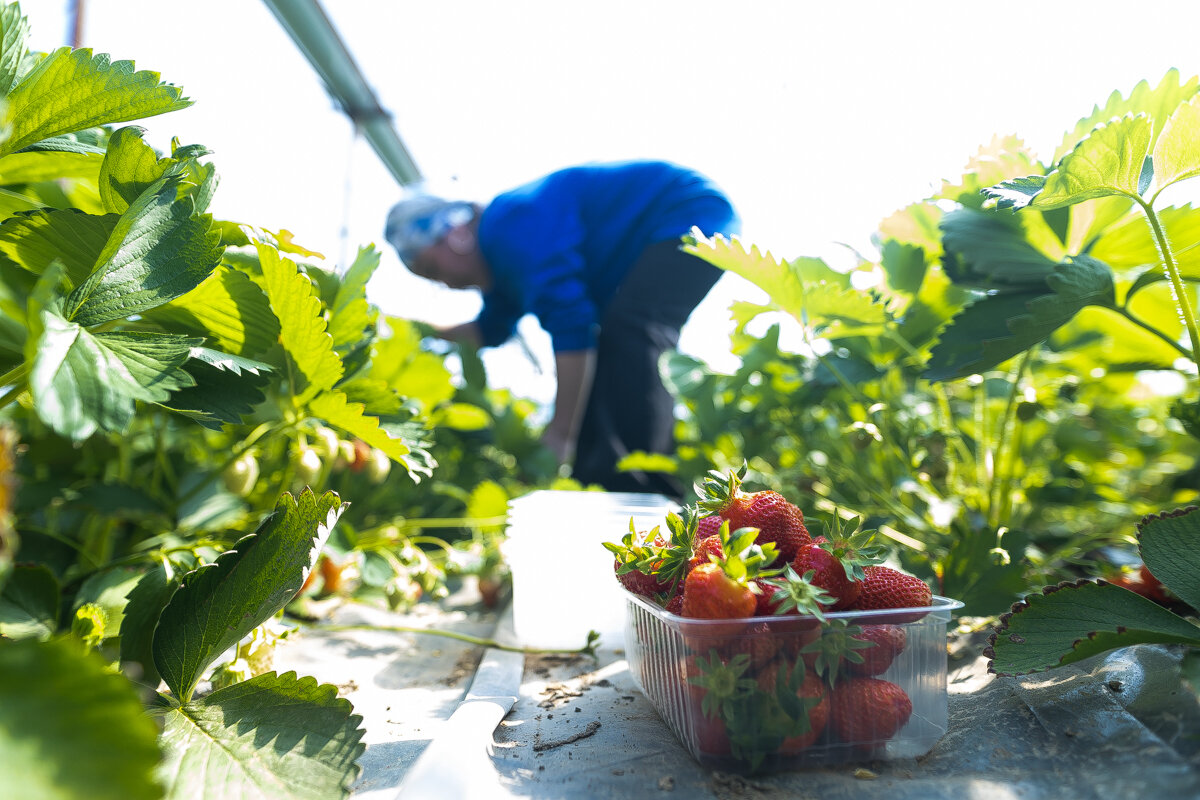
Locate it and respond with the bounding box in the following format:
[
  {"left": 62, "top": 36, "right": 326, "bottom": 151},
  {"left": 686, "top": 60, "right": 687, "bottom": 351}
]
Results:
[{"left": 541, "top": 425, "right": 574, "bottom": 466}]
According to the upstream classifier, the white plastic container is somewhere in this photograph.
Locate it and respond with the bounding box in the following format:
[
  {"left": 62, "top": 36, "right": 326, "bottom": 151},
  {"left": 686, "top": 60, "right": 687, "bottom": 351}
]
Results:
[{"left": 504, "top": 491, "right": 675, "bottom": 650}]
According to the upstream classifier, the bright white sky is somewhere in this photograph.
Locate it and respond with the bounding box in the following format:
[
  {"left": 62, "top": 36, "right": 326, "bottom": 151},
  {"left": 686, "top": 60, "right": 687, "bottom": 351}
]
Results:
[{"left": 24, "top": 0, "right": 1200, "bottom": 403}]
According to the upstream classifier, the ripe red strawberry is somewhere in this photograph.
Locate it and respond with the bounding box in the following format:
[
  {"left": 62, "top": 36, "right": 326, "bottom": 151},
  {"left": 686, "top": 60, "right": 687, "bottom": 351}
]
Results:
[
  {"left": 853, "top": 565, "right": 932, "bottom": 610},
  {"left": 665, "top": 593, "right": 684, "bottom": 615},
  {"left": 697, "top": 465, "right": 810, "bottom": 564},
  {"left": 847, "top": 624, "right": 907, "bottom": 676},
  {"left": 682, "top": 562, "right": 757, "bottom": 619},
  {"left": 688, "top": 534, "right": 725, "bottom": 573},
  {"left": 828, "top": 677, "right": 912, "bottom": 744},
  {"left": 791, "top": 514, "right": 887, "bottom": 610},
  {"left": 696, "top": 514, "right": 724, "bottom": 540}
]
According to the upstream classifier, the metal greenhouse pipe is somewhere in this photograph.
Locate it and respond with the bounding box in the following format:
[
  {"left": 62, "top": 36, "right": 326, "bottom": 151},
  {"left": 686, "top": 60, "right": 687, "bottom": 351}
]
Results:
[{"left": 261, "top": 0, "right": 422, "bottom": 186}]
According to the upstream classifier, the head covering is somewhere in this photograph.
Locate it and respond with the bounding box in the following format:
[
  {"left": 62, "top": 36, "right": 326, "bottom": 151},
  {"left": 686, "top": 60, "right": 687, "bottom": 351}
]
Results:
[{"left": 384, "top": 193, "right": 476, "bottom": 266}]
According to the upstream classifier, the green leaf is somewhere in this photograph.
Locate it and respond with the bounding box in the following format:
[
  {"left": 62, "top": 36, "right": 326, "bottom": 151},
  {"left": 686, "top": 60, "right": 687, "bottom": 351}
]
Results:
[
  {"left": 145, "top": 264, "right": 282, "bottom": 357},
  {"left": 878, "top": 239, "right": 927, "bottom": 294},
  {"left": 0, "top": 637, "right": 163, "bottom": 800},
  {"left": 158, "top": 671, "right": 365, "bottom": 800},
  {"left": 308, "top": 392, "right": 412, "bottom": 464},
  {"left": 1023, "top": 115, "right": 1153, "bottom": 210},
  {"left": 368, "top": 320, "right": 455, "bottom": 412},
  {"left": 431, "top": 401, "right": 491, "bottom": 431},
  {"left": 72, "top": 565, "right": 142, "bottom": 639},
  {"left": 936, "top": 134, "right": 1043, "bottom": 208},
  {"left": 0, "top": 563, "right": 58, "bottom": 639},
  {"left": 0, "top": 207, "right": 118, "bottom": 287},
  {"left": 153, "top": 490, "right": 345, "bottom": 702},
  {"left": 980, "top": 175, "right": 1046, "bottom": 211},
  {"left": 1151, "top": 95, "right": 1200, "bottom": 194},
  {"left": 66, "top": 170, "right": 224, "bottom": 326},
  {"left": 0, "top": 149, "right": 101, "bottom": 184},
  {"left": 258, "top": 243, "right": 343, "bottom": 403},
  {"left": 327, "top": 245, "right": 379, "bottom": 349},
  {"left": 940, "top": 209, "right": 1059, "bottom": 287},
  {"left": 119, "top": 562, "right": 181, "bottom": 688},
  {"left": 1053, "top": 69, "right": 1200, "bottom": 164},
  {"left": 98, "top": 125, "right": 166, "bottom": 213},
  {"left": 0, "top": 3, "right": 29, "bottom": 97},
  {"left": 939, "top": 527, "right": 1029, "bottom": 617},
  {"left": 164, "top": 355, "right": 271, "bottom": 428},
  {"left": 616, "top": 451, "right": 678, "bottom": 474},
  {"left": 925, "top": 255, "right": 1116, "bottom": 381},
  {"left": 29, "top": 311, "right": 201, "bottom": 437},
  {"left": 985, "top": 579, "right": 1200, "bottom": 676},
  {"left": 683, "top": 230, "right": 886, "bottom": 337},
  {"left": 1, "top": 46, "right": 190, "bottom": 156},
  {"left": 876, "top": 202, "right": 944, "bottom": 256},
  {"left": 1138, "top": 506, "right": 1200, "bottom": 611}
]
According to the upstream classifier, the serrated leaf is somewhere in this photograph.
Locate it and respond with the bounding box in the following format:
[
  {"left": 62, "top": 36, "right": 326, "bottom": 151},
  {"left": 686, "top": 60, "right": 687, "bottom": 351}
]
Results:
[
  {"left": 1053, "top": 69, "right": 1200, "bottom": 164},
  {"left": 1033, "top": 115, "right": 1153, "bottom": 210},
  {"left": 878, "top": 240, "right": 927, "bottom": 294},
  {"left": 1, "top": 46, "right": 190, "bottom": 156},
  {"left": 987, "top": 579, "right": 1200, "bottom": 676},
  {"left": 0, "top": 3, "right": 29, "bottom": 97},
  {"left": 0, "top": 563, "right": 58, "bottom": 639},
  {"left": 936, "top": 134, "right": 1042, "bottom": 208},
  {"left": 30, "top": 308, "right": 144, "bottom": 437},
  {"left": 93, "top": 330, "right": 200, "bottom": 398},
  {"left": 119, "top": 562, "right": 181, "bottom": 687},
  {"left": 327, "top": 245, "right": 379, "bottom": 349},
  {"left": 683, "top": 230, "right": 885, "bottom": 337},
  {"left": 163, "top": 355, "right": 271, "bottom": 428},
  {"left": 258, "top": 243, "right": 343, "bottom": 403},
  {"left": 145, "top": 264, "right": 281, "bottom": 357},
  {"left": 98, "top": 125, "right": 165, "bottom": 213},
  {"left": 981, "top": 175, "right": 1046, "bottom": 211},
  {"left": 154, "top": 490, "right": 345, "bottom": 702},
  {"left": 0, "top": 207, "right": 118, "bottom": 287},
  {"left": 925, "top": 255, "right": 1115, "bottom": 381},
  {"left": 1138, "top": 506, "right": 1200, "bottom": 611},
  {"left": 1151, "top": 95, "right": 1200, "bottom": 194},
  {"left": 0, "top": 637, "right": 163, "bottom": 800},
  {"left": 66, "top": 170, "right": 224, "bottom": 326},
  {"left": 159, "top": 671, "right": 364, "bottom": 800},
  {"left": 308, "top": 391, "right": 411, "bottom": 464}
]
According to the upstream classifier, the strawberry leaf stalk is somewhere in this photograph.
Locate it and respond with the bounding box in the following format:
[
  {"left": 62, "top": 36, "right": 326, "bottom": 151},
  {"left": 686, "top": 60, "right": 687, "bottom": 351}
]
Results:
[{"left": 792, "top": 513, "right": 888, "bottom": 610}]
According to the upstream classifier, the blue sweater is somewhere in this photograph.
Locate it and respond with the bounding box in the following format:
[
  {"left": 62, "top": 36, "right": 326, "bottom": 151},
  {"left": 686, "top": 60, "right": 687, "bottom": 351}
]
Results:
[{"left": 475, "top": 160, "right": 740, "bottom": 351}]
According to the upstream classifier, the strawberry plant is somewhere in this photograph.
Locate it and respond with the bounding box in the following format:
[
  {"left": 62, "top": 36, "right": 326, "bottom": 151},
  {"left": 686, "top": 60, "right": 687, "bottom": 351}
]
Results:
[
  {"left": 671, "top": 71, "right": 1200, "bottom": 616},
  {"left": 0, "top": 3, "right": 555, "bottom": 797}
]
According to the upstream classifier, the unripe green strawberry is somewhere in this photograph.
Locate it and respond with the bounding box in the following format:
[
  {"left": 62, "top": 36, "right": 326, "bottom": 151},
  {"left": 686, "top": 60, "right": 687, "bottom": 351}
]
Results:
[
  {"left": 829, "top": 677, "right": 911, "bottom": 744},
  {"left": 222, "top": 452, "right": 259, "bottom": 496}
]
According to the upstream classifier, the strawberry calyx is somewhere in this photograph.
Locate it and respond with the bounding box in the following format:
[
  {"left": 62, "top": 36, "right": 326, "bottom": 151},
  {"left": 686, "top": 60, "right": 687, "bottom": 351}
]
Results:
[
  {"left": 714, "top": 521, "right": 781, "bottom": 589},
  {"left": 819, "top": 512, "right": 888, "bottom": 583},
  {"left": 602, "top": 518, "right": 663, "bottom": 576},
  {"left": 695, "top": 463, "right": 749, "bottom": 518},
  {"left": 762, "top": 565, "right": 835, "bottom": 620},
  {"left": 688, "top": 650, "right": 756, "bottom": 720},
  {"left": 799, "top": 620, "right": 873, "bottom": 685}
]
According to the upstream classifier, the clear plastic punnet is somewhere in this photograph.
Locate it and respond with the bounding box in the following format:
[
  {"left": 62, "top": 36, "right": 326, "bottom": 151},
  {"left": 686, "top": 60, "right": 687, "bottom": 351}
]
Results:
[{"left": 622, "top": 588, "right": 964, "bottom": 772}]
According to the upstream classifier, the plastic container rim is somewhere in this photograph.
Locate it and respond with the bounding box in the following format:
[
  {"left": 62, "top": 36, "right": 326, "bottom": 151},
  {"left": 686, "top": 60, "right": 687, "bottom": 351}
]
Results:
[{"left": 621, "top": 587, "right": 964, "bottom": 625}]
